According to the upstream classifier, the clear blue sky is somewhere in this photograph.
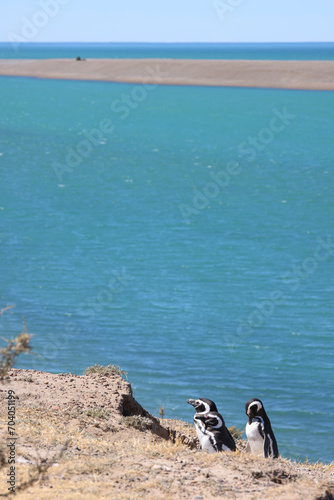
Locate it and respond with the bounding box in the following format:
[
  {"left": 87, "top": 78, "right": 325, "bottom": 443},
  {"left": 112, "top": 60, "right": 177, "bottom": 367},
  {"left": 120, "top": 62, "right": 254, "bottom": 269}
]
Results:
[{"left": 1, "top": 0, "right": 333, "bottom": 43}]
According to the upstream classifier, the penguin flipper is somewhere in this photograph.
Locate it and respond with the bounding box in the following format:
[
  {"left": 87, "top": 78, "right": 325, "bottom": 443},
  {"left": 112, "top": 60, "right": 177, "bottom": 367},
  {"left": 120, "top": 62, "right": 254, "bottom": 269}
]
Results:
[
  {"left": 215, "top": 427, "right": 236, "bottom": 452},
  {"left": 264, "top": 433, "right": 278, "bottom": 458},
  {"left": 225, "top": 427, "right": 236, "bottom": 451},
  {"left": 273, "top": 438, "right": 279, "bottom": 458},
  {"left": 256, "top": 419, "right": 265, "bottom": 439}
]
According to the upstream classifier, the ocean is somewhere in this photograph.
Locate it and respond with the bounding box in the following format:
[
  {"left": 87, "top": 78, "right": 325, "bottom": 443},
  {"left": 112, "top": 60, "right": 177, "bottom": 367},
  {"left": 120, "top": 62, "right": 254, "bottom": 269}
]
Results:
[
  {"left": 0, "top": 41, "right": 334, "bottom": 60},
  {"left": 0, "top": 43, "right": 333, "bottom": 464}
]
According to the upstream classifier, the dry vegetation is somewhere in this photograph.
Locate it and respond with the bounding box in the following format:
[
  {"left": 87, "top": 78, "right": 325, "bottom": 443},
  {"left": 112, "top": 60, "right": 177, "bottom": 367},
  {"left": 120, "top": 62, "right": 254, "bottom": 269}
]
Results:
[
  {"left": 0, "top": 365, "right": 333, "bottom": 499},
  {"left": 0, "top": 320, "right": 333, "bottom": 499},
  {"left": 0, "top": 317, "right": 32, "bottom": 381}
]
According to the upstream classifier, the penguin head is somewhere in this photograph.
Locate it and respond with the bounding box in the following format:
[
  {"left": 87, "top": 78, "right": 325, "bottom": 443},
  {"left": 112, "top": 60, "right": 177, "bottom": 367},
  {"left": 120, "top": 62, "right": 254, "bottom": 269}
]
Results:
[
  {"left": 187, "top": 398, "right": 218, "bottom": 414},
  {"left": 202, "top": 413, "right": 224, "bottom": 429},
  {"left": 245, "top": 398, "right": 265, "bottom": 420}
]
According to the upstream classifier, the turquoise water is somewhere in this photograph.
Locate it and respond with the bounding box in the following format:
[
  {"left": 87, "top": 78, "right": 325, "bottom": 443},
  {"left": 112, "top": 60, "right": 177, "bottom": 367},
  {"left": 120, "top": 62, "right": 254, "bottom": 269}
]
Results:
[
  {"left": 0, "top": 42, "right": 334, "bottom": 60},
  {"left": 0, "top": 68, "right": 334, "bottom": 464}
]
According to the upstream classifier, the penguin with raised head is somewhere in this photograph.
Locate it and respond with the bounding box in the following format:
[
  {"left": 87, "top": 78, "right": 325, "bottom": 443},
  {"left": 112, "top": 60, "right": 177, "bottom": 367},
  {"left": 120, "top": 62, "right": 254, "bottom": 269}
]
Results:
[
  {"left": 245, "top": 398, "right": 279, "bottom": 458},
  {"left": 187, "top": 398, "right": 236, "bottom": 453}
]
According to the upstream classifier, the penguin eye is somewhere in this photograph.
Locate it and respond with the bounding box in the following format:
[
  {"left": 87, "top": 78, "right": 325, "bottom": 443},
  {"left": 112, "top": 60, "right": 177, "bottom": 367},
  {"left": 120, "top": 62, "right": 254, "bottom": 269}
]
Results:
[
  {"left": 249, "top": 403, "right": 258, "bottom": 413},
  {"left": 205, "top": 416, "right": 219, "bottom": 427}
]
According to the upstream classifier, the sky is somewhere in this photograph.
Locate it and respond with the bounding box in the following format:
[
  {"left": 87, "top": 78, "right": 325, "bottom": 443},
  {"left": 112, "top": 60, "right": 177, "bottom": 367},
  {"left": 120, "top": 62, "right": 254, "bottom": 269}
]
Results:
[{"left": 1, "top": 0, "right": 333, "bottom": 44}]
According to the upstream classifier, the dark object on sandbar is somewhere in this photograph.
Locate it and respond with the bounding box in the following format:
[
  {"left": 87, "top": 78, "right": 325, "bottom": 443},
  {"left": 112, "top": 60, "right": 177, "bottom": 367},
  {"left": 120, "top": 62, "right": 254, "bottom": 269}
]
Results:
[{"left": 76, "top": 56, "right": 86, "bottom": 61}]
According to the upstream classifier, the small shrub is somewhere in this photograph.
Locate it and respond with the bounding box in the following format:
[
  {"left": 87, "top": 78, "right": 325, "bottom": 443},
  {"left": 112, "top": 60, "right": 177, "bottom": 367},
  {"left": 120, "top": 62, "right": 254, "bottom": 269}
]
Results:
[
  {"left": 0, "top": 318, "right": 32, "bottom": 380},
  {"left": 159, "top": 403, "right": 165, "bottom": 419},
  {"left": 228, "top": 426, "right": 244, "bottom": 440},
  {"left": 84, "top": 364, "right": 127, "bottom": 379},
  {"left": 123, "top": 415, "right": 153, "bottom": 431},
  {"left": 83, "top": 407, "right": 110, "bottom": 420}
]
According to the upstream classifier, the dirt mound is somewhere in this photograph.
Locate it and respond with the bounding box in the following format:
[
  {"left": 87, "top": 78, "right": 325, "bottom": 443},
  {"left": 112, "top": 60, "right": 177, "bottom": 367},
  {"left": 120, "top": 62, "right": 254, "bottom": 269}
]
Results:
[{"left": 0, "top": 368, "right": 333, "bottom": 499}]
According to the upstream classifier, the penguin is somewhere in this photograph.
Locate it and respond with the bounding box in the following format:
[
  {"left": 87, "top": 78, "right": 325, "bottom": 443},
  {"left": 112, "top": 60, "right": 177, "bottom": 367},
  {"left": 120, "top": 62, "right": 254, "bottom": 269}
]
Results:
[
  {"left": 245, "top": 398, "right": 279, "bottom": 458},
  {"left": 187, "top": 398, "right": 236, "bottom": 453}
]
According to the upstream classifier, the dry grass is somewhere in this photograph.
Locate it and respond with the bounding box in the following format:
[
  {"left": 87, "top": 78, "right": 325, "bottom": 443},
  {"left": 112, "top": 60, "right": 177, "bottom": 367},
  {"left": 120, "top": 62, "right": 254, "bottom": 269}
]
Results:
[
  {"left": 0, "top": 329, "right": 32, "bottom": 380},
  {"left": 1, "top": 409, "right": 333, "bottom": 500},
  {"left": 113, "top": 435, "right": 188, "bottom": 458},
  {"left": 1, "top": 367, "right": 333, "bottom": 500},
  {"left": 83, "top": 364, "right": 127, "bottom": 379},
  {"left": 0, "top": 405, "right": 191, "bottom": 499},
  {"left": 161, "top": 418, "right": 193, "bottom": 432}
]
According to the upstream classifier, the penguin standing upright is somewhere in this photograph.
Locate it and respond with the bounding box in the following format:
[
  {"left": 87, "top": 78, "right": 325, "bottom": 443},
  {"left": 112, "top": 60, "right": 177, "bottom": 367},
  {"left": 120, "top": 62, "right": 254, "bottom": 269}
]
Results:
[
  {"left": 245, "top": 398, "right": 279, "bottom": 458},
  {"left": 187, "top": 398, "right": 236, "bottom": 453}
]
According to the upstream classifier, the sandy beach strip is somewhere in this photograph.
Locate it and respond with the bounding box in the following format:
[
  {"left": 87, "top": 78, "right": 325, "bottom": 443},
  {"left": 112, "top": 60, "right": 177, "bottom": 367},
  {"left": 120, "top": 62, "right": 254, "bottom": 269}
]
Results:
[{"left": 0, "top": 58, "right": 334, "bottom": 90}]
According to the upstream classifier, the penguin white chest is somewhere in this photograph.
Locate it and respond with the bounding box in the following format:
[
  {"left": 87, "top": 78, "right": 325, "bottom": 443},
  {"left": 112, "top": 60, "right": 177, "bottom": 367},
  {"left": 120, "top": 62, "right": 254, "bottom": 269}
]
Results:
[
  {"left": 194, "top": 421, "right": 216, "bottom": 453},
  {"left": 246, "top": 421, "right": 265, "bottom": 457}
]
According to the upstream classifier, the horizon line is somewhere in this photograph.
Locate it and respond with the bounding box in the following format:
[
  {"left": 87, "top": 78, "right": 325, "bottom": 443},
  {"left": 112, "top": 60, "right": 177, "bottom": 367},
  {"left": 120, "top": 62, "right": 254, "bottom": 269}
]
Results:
[{"left": 0, "top": 40, "right": 334, "bottom": 45}]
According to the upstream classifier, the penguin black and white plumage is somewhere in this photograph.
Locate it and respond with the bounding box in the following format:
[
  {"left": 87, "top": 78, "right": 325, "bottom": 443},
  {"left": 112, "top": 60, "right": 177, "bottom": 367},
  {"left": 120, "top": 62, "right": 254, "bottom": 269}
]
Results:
[
  {"left": 187, "top": 398, "right": 236, "bottom": 453},
  {"left": 245, "top": 398, "right": 279, "bottom": 458}
]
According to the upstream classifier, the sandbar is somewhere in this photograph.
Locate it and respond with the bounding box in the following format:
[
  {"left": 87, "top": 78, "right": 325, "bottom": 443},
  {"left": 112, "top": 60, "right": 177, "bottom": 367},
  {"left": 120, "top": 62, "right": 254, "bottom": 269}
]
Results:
[{"left": 0, "top": 58, "right": 334, "bottom": 90}]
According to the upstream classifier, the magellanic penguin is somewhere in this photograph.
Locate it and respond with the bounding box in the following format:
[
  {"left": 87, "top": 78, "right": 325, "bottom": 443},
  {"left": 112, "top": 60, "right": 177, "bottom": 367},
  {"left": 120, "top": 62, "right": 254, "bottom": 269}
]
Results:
[
  {"left": 187, "top": 398, "right": 236, "bottom": 453},
  {"left": 245, "top": 398, "right": 279, "bottom": 458}
]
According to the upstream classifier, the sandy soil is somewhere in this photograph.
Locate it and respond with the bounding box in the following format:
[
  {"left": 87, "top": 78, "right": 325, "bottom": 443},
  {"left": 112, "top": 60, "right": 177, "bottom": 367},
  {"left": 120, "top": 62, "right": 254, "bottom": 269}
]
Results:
[
  {"left": 0, "top": 368, "right": 333, "bottom": 499},
  {"left": 0, "top": 59, "right": 334, "bottom": 90}
]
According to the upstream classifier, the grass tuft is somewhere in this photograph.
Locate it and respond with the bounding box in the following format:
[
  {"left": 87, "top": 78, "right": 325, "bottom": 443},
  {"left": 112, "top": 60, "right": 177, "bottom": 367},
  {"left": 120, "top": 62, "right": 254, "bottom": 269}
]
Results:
[
  {"left": 82, "top": 407, "right": 110, "bottom": 420},
  {"left": 0, "top": 317, "right": 33, "bottom": 380},
  {"left": 83, "top": 364, "right": 127, "bottom": 379},
  {"left": 228, "top": 425, "right": 245, "bottom": 440},
  {"left": 123, "top": 415, "right": 154, "bottom": 430}
]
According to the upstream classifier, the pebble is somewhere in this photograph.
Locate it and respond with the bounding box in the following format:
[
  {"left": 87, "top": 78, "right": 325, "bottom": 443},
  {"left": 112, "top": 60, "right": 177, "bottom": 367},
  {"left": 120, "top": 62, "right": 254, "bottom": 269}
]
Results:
[{"left": 16, "top": 456, "right": 31, "bottom": 464}]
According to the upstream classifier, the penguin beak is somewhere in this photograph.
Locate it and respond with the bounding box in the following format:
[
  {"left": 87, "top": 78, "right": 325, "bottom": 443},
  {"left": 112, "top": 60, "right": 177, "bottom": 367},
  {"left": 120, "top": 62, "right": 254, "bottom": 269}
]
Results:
[{"left": 187, "top": 399, "right": 197, "bottom": 407}]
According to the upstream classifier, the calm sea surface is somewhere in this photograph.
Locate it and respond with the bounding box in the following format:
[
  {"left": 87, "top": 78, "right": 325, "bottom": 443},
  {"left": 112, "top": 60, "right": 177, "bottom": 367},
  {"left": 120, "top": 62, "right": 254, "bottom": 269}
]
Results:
[
  {"left": 0, "top": 43, "right": 333, "bottom": 463},
  {"left": 0, "top": 41, "right": 334, "bottom": 60}
]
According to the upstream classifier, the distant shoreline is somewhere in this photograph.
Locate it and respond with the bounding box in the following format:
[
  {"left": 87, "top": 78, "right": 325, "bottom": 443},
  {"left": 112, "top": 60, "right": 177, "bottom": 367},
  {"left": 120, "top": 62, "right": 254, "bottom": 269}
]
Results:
[{"left": 1, "top": 58, "right": 334, "bottom": 90}]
